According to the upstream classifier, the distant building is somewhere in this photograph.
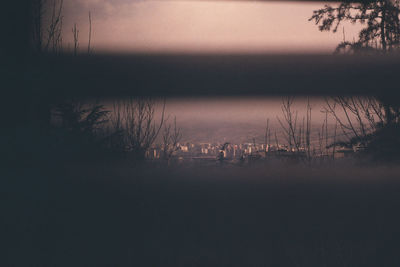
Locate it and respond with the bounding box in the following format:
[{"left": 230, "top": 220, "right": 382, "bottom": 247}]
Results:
[
  {"left": 353, "top": 143, "right": 367, "bottom": 152},
  {"left": 334, "top": 147, "right": 354, "bottom": 158},
  {"left": 180, "top": 145, "right": 189, "bottom": 152}
]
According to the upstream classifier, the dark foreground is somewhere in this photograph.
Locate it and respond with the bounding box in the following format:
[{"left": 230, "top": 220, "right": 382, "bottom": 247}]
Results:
[{"left": 4, "top": 161, "right": 400, "bottom": 266}]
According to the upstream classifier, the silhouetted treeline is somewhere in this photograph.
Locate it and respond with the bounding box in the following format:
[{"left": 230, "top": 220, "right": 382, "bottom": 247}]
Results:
[{"left": 310, "top": 1, "right": 400, "bottom": 161}]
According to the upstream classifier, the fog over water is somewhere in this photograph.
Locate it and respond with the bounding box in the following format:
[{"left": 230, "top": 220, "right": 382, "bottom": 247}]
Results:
[
  {"left": 162, "top": 97, "right": 328, "bottom": 124},
  {"left": 137, "top": 97, "right": 341, "bottom": 144}
]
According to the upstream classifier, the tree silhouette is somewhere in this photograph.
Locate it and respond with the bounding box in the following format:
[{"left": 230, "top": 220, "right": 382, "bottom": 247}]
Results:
[
  {"left": 162, "top": 116, "right": 182, "bottom": 162},
  {"left": 309, "top": 0, "right": 400, "bottom": 53},
  {"left": 110, "top": 98, "right": 166, "bottom": 160},
  {"left": 310, "top": 1, "right": 400, "bottom": 160}
]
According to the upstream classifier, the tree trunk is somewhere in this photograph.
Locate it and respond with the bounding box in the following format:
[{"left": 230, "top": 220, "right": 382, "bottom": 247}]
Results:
[{"left": 381, "top": 0, "right": 387, "bottom": 52}]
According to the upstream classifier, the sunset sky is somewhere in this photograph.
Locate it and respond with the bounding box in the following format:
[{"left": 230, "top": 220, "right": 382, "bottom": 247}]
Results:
[{"left": 61, "top": 0, "right": 362, "bottom": 54}]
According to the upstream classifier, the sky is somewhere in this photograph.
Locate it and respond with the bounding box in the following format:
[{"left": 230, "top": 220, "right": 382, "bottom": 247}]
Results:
[
  {"left": 58, "top": 1, "right": 365, "bottom": 143},
  {"left": 60, "top": 0, "right": 362, "bottom": 54}
]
